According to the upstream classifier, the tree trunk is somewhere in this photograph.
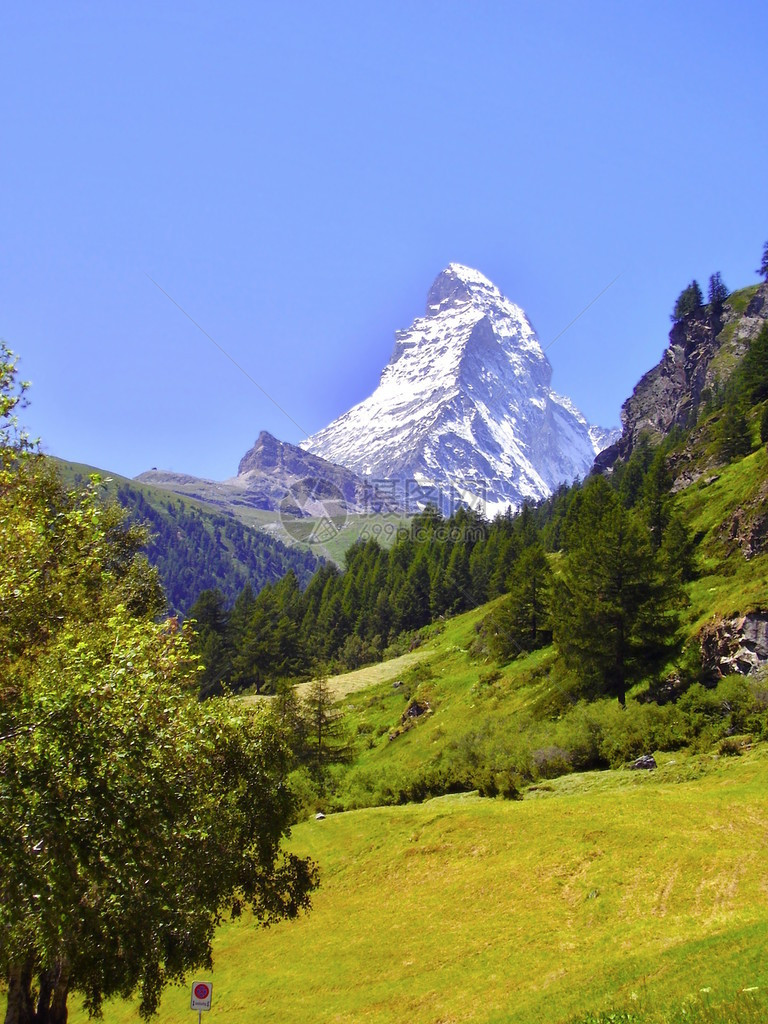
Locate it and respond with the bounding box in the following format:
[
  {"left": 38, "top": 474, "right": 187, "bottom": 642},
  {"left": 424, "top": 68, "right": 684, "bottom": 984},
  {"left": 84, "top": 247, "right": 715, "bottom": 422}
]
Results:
[
  {"left": 4, "top": 960, "right": 69, "bottom": 1024},
  {"left": 35, "top": 961, "right": 70, "bottom": 1024},
  {"left": 48, "top": 964, "right": 70, "bottom": 1024},
  {"left": 4, "top": 963, "right": 35, "bottom": 1024}
]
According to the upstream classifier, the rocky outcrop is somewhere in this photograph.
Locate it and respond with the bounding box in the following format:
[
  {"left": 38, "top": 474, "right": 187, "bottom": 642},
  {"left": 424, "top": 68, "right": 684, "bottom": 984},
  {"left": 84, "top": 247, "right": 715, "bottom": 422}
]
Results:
[
  {"left": 137, "top": 432, "right": 401, "bottom": 521},
  {"left": 719, "top": 478, "right": 768, "bottom": 559},
  {"left": 699, "top": 612, "right": 768, "bottom": 680},
  {"left": 595, "top": 283, "right": 768, "bottom": 473},
  {"left": 236, "top": 431, "right": 367, "bottom": 512}
]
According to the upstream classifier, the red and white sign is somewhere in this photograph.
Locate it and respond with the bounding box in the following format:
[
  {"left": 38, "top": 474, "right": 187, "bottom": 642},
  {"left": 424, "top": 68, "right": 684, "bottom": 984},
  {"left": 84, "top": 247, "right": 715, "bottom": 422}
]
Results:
[{"left": 190, "top": 981, "right": 212, "bottom": 1011}]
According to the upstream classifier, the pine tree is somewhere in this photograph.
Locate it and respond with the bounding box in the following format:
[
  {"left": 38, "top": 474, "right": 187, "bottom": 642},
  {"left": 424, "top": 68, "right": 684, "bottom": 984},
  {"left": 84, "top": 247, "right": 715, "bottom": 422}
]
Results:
[
  {"left": 553, "top": 477, "right": 681, "bottom": 706},
  {"left": 757, "top": 240, "right": 768, "bottom": 281},
  {"left": 640, "top": 449, "right": 673, "bottom": 550},
  {"left": 303, "top": 678, "right": 349, "bottom": 781},
  {"left": 716, "top": 398, "right": 752, "bottom": 462},
  {"left": 707, "top": 272, "right": 729, "bottom": 310},
  {"left": 443, "top": 542, "right": 472, "bottom": 613},
  {"left": 671, "top": 280, "right": 704, "bottom": 322},
  {"left": 738, "top": 323, "right": 768, "bottom": 404},
  {"left": 269, "top": 681, "right": 310, "bottom": 766},
  {"left": 188, "top": 588, "right": 233, "bottom": 697},
  {"left": 486, "top": 544, "right": 552, "bottom": 662}
]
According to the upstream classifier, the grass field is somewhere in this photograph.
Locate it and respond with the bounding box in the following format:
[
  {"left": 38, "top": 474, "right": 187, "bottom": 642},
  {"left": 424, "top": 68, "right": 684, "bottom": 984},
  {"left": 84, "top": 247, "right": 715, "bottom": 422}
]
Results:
[
  {"left": 241, "top": 646, "right": 430, "bottom": 704},
  {"left": 63, "top": 395, "right": 768, "bottom": 1024},
  {"left": 72, "top": 747, "right": 768, "bottom": 1024}
]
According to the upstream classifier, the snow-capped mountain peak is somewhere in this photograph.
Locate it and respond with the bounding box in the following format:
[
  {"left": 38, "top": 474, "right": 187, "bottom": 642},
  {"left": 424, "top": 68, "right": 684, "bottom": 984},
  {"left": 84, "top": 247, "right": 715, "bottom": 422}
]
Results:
[{"left": 301, "top": 265, "right": 617, "bottom": 514}]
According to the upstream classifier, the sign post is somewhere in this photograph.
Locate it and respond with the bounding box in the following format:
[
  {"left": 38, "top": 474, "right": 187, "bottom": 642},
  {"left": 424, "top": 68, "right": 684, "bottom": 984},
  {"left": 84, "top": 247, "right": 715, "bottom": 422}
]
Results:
[{"left": 190, "top": 981, "right": 212, "bottom": 1024}]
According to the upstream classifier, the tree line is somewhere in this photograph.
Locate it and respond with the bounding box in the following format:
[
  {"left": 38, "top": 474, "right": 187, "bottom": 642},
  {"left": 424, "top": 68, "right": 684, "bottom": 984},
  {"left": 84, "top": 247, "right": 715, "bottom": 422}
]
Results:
[{"left": 189, "top": 438, "right": 695, "bottom": 706}]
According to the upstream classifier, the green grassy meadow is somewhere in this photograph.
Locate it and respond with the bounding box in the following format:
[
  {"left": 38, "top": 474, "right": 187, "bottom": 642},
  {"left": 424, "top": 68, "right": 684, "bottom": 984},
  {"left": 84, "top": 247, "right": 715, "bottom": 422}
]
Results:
[
  {"left": 73, "top": 748, "right": 768, "bottom": 1024},
  {"left": 66, "top": 382, "right": 768, "bottom": 1024}
]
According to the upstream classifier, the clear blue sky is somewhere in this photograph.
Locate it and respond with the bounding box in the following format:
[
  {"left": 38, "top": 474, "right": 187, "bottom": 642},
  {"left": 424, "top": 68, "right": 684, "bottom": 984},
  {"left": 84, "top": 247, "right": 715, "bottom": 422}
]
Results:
[{"left": 2, "top": 1, "right": 766, "bottom": 480}]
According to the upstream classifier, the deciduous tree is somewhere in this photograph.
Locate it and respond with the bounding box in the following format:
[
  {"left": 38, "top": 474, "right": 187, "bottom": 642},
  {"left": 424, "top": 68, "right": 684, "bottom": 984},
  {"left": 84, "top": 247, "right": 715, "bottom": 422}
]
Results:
[{"left": 0, "top": 352, "right": 317, "bottom": 1024}]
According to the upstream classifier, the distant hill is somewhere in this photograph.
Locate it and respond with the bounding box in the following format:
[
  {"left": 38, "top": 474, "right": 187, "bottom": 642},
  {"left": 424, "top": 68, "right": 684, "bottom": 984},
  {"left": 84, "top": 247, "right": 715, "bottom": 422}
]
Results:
[{"left": 55, "top": 460, "right": 321, "bottom": 614}]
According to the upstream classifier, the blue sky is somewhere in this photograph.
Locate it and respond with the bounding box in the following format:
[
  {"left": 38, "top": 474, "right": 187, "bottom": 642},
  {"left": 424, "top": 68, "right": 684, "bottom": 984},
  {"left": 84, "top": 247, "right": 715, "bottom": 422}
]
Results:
[{"left": 2, "top": 1, "right": 766, "bottom": 480}]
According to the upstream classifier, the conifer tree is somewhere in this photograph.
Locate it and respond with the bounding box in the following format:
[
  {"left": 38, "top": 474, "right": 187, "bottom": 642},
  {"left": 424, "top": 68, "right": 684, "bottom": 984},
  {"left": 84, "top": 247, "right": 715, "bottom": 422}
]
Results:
[
  {"left": 738, "top": 323, "right": 768, "bottom": 404},
  {"left": 487, "top": 544, "right": 553, "bottom": 662},
  {"left": 716, "top": 399, "right": 752, "bottom": 462},
  {"left": 757, "top": 240, "right": 768, "bottom": 281},
  {"left": 707, "top": 272, "right": 729, "bottom": 310},
  {"left": 303, "top": 678, "right": 349, "bottom": 781},
  {"left": 553, "top": 477, "right": 681, "bottom": 706},
  {"left": 671, "top": 280, "right": 704, "bottom": 322}
]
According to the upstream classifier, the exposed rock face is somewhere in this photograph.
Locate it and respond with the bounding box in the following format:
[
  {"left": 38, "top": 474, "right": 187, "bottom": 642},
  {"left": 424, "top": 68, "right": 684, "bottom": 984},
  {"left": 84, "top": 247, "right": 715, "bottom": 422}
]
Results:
[
  {"left": 595, "top": 283, "right": 768, "bottom": 473},
  {"left": 235, "top": 431, "right": 368, "bottom": 514},
  {"left": 719, "top": 478, "right": 768, "bottom": 559},
  {"left": 137, "top": 432, "right": 382, "bottom": 518},
  {"left": 302, "top": 264, "right": 617, "bottom": 514},
  {"left": 699, "top": 612, "right": 768, "bottom": 680}
]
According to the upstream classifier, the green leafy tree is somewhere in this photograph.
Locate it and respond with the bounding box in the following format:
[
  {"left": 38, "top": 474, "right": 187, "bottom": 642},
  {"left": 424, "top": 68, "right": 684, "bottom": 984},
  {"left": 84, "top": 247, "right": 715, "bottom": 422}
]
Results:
[
  {"left": 671, "top": 280, "right": 704, "bottom": 322},
  {"left": 552, "top": 477, "right": 682, "bottom": 706},
  {"left": 761, "top": 404, "right": 768, "bottom": 446},
  {"left": 0, "top": 353, "right": 317, "bottom": 1024}
]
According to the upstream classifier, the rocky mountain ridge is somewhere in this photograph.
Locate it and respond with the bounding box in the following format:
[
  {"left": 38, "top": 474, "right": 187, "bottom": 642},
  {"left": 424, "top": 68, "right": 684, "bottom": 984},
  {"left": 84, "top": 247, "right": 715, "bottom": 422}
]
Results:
[
  {"left": 595, "top": 282, "right": 768, "bottom": 473},
  {"left": 137, "top": 432, "right": 374, "bottom": 518},
  {"left": 301, "top": 263, "right": 617, "bottom": 514}
]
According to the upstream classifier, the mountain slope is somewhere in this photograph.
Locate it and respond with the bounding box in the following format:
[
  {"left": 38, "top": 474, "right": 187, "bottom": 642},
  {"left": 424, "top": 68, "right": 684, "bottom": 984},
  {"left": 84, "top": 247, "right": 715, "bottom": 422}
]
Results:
[
  {"left": 302, "top": 264, "right": 617, "bottom": 513},
  {"left": 136, "top": 432, "right": 372, "bottom": 517},
  {"left": 57, "top": 460, "right": 320, "bottom": 614},
  {"left": 72, "top": 747, "right": 768, "bottom": 1024}
]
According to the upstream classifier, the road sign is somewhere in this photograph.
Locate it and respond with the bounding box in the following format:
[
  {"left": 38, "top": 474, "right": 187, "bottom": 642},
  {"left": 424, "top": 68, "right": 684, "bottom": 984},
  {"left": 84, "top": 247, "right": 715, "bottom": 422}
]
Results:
[{"left": 190, "top": 982, "right": 212, "bottom": 1012}]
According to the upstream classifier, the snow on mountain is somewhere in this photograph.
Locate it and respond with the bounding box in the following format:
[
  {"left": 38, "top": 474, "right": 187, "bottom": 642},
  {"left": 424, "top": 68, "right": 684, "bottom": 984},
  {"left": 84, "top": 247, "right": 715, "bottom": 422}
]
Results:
[{"left": 301, "top": 264, "right": 618, "bottom": 515}]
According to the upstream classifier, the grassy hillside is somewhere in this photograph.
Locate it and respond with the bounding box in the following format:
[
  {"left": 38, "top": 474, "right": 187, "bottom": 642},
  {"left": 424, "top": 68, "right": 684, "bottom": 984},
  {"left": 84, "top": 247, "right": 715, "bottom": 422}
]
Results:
[
  {"left": 72, "top": 748, "right": 768, "bottom": 1024},
  {"left": 249, "top": 438, "right": 768, "bottom": 813}
]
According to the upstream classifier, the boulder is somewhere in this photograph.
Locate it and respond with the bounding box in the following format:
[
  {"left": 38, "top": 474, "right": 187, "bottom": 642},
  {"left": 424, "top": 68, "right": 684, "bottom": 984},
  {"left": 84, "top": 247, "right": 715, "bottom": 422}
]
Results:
[
  {"left": 630, "top": 754, "right": 657, "bottom": 771},
  {"left": 401, "top": 699, "right": 431, "bottom": 722},
  {"left": 700, "top": 613, "right": 768, "bottom": 679}
]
